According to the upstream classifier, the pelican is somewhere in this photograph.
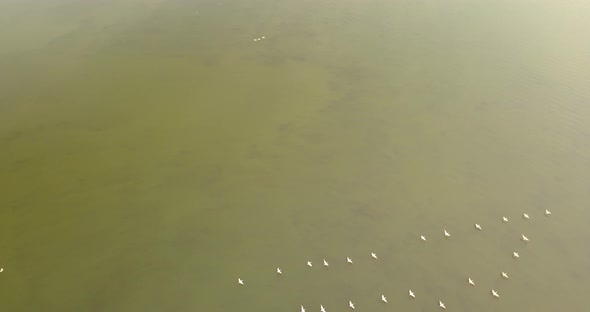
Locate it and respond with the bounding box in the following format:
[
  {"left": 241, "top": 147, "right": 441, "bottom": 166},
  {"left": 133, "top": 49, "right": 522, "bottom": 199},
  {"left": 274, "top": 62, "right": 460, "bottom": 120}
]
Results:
[
  {"left": 468, "top": 277, "right": 475, "bottom": 286},
  {"left": 238, "top": 278, "right": 244, "bottom": 285},
  {"left": 501, "top": 272, "right": 509, "bottom": 279},
  {"left": 545, "top": 209, "right": 552, "bottom": 216},
  {"left": 491, "top": 289, "right": 499, "bottom": 298},
  {"left": 502, "top": 216, "right": 508, "bottom": 222},
  {"left": 347, "top": 257, "right": 353, "bottom": 264},
  {"left": 371, "top": 252, "right": 378, "bottom": 259},
  {"left": 409, "top": 290, "right": 415, "bottom": 298},
  {"left": 513, "top": 252, "right": 520, "bottom": 258},
  {"left": 320, "top": 305, "right": 326, "bottom": 312},
  {"left": 307, "top": 261, "right": 313, "bottom": 267},
  {"left": 323, "top": 259, "right": 329, "bottom": 267},
  {"left": 523, "top": 213, "right": 530, "bottom": 219},
  {"left": 521, "top": 234, "right": 529, "bottom": 242},
  {"left": 0, "top": 268, "right": 3, "bottom": 272},
  {"left": 381, "top": 294, "right": 387, "bottom": 303},
  {"left": 262, "top": 36, "right": 266, "bottom": 39},
  {"left": 348, "top": 301, "right": 355, "bottom": 309},
  {"left": 444, "top": 229, "right": 451, "bottom": 237},
  {"left": 439, "top": 300, "right": 446, "bottom": 310},
  {"left": 300, "top": 305, "right": 305, "bottom": 312},
  {"left": 420, "top": 235, "right": 427, "bottom": 241},
  {"left": 253, "top": 38, "right": 258, "bottom": 41},
  {"left": 277, "top": 267, "right": 282, "bottom": 275},
  {"left": 475, "top": 223, "right": 482, "bottom": 230}
]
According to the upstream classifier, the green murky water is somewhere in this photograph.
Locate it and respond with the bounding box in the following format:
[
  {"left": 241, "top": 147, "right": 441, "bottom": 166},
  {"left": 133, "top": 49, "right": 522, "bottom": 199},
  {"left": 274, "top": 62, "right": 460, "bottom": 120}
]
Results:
[{"left": 1, "top": 0, "right": 589, "bottom": 311}]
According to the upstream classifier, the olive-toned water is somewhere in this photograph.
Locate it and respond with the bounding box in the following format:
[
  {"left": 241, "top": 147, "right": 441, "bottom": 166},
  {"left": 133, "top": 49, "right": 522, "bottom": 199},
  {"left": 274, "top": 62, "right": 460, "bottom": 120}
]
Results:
[{"left": 1, "top": 0, "right": 589, "bottom": 311}]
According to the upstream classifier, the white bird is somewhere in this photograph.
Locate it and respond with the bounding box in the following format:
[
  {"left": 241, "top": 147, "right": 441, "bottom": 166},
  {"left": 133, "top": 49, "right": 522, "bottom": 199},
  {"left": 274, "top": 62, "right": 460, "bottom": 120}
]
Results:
[
  {"left": 523, "top": 213, "right": 530, "bottom": 219},
  {"left": 439, "top": 300, "right": 446, "bottom": 310},
  {"left": 420, "top": 235, "right": 427, "bottom": 241},
  {"left": 491, "top": 289, "right": 499, "bottom": 298},
  {"left": 262, "top": 36, "right": 266, "bottom": 39},
  {"left": 521, "top": 234, "right": 529, "bottom": 243},
  {"left": 371, "top": 252, "right": 378, "bottom": 259},
  {"left": 347, "top": 257, "right": 353, "bottom": 264},
  {"left": 502, "top": 216, "right": 508, "bottom": 222},
  {"left": 475, "top": 223, "right": 482, "bottom": 230},
  {"left": 238, "top": 278, "right": 244, "bottom": 285},
  {"left": 0, "top": 268, "right": 3, "bottom": 272},
  {"left": 513, "top": 252, "right": 520, "bottom": 258},
  {"left": 277, "top": 267, "right": 282, "bottom": 275},
  {"left": 300, "top": 305, "right": 305, "bottom": 312},
  {"left": 545, "top": 209, "right": 552, "bottom": 216},
  {"left": 307, "top": 261, "right": 313, "bottom": 267},
  {"left": 381, "top": 294, "right": 387, "bottom": 303},
  {"left": 444, "top": 229, "right": 451, "bottom": 237},
  {"left": 253, "top": 38, "right": 258, "bottom": 41},
  {"left": 323, "top": 259, "right": 329, "bottom": 267},
  {"left": 501, "top": 272, "right": 509, "bottom": 279},
  {"left": 409, "top": 290, "right": 415, "bottom": 298},
  {"left": 348, "top": 301, "right": 355, "bottom": 309},
  {"left": 468, "top": 277, "right": 475, "bottom": 286},
  {"left": 320, "top": 305, "right": 326, "bottom": 312}
]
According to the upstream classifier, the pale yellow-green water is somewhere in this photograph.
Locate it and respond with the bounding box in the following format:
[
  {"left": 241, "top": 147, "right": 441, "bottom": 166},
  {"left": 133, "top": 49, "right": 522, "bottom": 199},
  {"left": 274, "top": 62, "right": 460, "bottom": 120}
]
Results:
[{"left": 1, "top": 0, "right": 589, "bottom": 311}]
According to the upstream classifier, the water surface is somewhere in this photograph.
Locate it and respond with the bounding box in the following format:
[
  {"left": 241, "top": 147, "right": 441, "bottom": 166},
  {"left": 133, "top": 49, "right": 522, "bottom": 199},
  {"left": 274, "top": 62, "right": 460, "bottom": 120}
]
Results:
[{"left": 1, "top": 0, "right": 589, "bottom": 311}]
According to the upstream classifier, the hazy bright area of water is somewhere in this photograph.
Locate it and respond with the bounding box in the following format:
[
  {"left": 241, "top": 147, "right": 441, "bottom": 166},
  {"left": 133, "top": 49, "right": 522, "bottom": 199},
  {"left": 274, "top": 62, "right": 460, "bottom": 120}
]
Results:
[{"left": 1, "top": 0, "right": 589, "bottom": 311}]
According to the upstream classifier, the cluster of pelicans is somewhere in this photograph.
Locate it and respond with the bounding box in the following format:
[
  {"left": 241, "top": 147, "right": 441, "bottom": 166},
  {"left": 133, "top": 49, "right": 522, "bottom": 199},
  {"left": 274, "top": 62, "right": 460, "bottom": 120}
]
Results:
[{"left": 237, "top": 209, "right": 552, "bottom": 311}]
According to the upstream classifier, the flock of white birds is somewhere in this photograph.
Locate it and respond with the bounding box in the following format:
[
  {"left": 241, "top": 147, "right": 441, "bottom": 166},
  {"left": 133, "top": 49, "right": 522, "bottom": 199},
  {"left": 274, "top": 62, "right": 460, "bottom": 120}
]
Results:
[{"left": 237, "top": 209, "right": 552, "bottom": 311}]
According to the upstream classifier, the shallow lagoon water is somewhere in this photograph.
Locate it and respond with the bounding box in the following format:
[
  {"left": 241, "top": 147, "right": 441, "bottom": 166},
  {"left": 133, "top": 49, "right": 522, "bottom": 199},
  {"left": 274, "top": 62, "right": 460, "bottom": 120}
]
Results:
[{"left": 1, "top": 0, "right": 589, "bottom": 311}]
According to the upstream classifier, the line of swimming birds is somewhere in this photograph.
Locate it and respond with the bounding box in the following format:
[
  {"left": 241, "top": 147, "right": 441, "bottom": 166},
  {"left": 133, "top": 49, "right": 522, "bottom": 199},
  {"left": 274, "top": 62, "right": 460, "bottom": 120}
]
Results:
[{"left": 237, "top": 209, "right": 552, "bottom": 311}]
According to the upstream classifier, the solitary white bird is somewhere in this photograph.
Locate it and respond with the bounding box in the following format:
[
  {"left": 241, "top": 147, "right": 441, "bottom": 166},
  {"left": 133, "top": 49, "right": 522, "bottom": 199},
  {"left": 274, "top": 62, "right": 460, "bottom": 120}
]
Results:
[
  {"left": 420, "top": 235, "right": 427, "bottom": 241},
  {"left": 238, "top": 278, "right": 244, "bottom": 285},
  {"left": 468, "top": 277, "right": 475, "bottom": 286},
  {"left": 347, "top": 257, "right": 353, "bottom": 264},
  {"left": 491, "top": 289, "right": 499, "bottom": 298},
  {"left": 381, "top": 294, "right": 387, "bottom": 303},
  {"left": 0, "top": 268, "right": 3, "bottom": 273},
  {"left": 323, "top": 259, "right": 329, "bottom": 267},
  {"left": 444, "top": 229, "right": 451, "bottom": 237},
  {"left": 523, "top": 213, "right": 530, "bottom": 219},
  {"left": 502, "top": 216, "right": 508, "bottom": 222},
  {"left": 307, "top": 261, "right": 313, "bottom": 267},
  {"left": 371, "top": 252, "right": 378, "bottom": 259},
  {"left": 409, "top": 290, "right": 415, "bottom": 298},
  {"left": 545, "top": 209, "right": 552, "bottom": 216},
  {"left": 439, "top": 300, "right": 446, "bottom": 310},
  {"left": 475, "top": 223, "right": 482, "bottom": 230},
  {"left": 320, "top": 305, "right": 326, "bottom": 312},
  {"left": 348, "top": 301, "right": 355, "bottom": 309},
  {"left": 521, "top": 234, "right": 529, "bottom": 243},
  {"left": 300, "top": 305, "right": 305, "bottom": 312},
  {"left": 501, "top": 272, "right": 509, "bottom": 279},
  {"left": 277, "top": 267, "right": 282, "bottom": 275},
  {"left": 513, "top": 252, "right": 520, "bottom": 258}
]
